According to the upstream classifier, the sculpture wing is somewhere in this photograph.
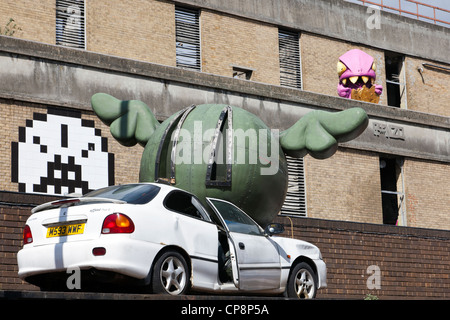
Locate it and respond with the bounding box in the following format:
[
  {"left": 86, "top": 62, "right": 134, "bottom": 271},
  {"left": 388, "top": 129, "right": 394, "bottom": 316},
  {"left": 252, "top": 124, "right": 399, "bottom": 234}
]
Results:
[
  {"left": 279, "top": 107, "right": 368, "bottom": 159},
  {"left": 91, "top": 93, "right": 159, "bottom": 147}
]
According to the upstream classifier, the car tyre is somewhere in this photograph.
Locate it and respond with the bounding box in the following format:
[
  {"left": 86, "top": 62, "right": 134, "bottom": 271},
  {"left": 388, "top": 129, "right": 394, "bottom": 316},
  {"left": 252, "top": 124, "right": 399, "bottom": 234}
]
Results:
[
  {"left": 286, "top": 262, "right": 318, "bottom": 299},
  {"left": 152, "top": 250, "right": 190, "bottom": 295}
]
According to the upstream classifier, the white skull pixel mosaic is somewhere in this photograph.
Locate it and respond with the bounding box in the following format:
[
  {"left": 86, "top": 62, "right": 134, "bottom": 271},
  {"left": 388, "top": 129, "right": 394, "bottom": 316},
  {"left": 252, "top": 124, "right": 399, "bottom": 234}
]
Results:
[{"left": 11, "top": 108, "right": 114, "bottom": 195}]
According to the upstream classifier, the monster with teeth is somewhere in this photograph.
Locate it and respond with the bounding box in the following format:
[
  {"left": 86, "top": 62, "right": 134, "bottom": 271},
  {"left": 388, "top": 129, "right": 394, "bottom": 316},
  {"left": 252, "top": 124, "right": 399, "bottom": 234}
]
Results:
[
  {"left": 91, "top": 90, "right": 368, "bottom": 226},
  {"left": 337, "top": 49, "right": 383, "bottom": 103}
]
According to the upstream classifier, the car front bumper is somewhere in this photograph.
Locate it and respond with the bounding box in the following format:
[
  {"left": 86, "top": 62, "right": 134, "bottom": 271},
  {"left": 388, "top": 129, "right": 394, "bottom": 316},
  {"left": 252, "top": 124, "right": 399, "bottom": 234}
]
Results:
[{"left": 314, "top": 258, "right": 327, "bottom": 289}]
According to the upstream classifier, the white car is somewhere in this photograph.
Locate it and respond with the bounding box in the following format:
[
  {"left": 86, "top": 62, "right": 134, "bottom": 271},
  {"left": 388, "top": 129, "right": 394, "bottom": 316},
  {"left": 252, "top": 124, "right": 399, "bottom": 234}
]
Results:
[{"left": 18, "top": 183, "right": 326, "bottom": 299}]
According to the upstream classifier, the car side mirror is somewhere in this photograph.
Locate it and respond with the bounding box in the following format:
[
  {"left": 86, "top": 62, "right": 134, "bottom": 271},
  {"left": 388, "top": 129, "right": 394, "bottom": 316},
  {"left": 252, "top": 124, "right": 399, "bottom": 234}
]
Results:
[{"left": 265, "top": 223, "right": 285, "bottom": 236}]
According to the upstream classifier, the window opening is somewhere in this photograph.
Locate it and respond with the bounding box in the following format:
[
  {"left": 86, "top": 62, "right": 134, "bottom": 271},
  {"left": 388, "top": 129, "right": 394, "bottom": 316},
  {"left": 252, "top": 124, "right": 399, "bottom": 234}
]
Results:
[
  {"left": 164, "top": 191, "right": 208, "bottom": 220},
  {"left": 281, "top": 156, "right": 307, "bottom": 217},
  {"left": 379, "top": 156, "right": 405, "bottom": 225},
  {"left": 385, "top": 51, "right": 407, "bottom": 108},
  {"left": 232, "top": 66, "right": 253, "bottom": 80},
  {"left": 278, "top": 29, "right": 302, "bottom": 89},
  {"left": 56, "top": 0, "right": 85, "bottom": 49},
  {"left": 175, "top": 6, "right": 201, "bottom": 71}
]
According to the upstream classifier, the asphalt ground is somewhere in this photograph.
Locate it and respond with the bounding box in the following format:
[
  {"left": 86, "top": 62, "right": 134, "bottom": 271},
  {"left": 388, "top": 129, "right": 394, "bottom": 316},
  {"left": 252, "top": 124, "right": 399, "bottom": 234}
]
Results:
[
  {"left": 0, "top": 289, "right": 284, "bottom": 300},
  {"left": 0, "top": 289, "right": 439, "bottom": 319}
]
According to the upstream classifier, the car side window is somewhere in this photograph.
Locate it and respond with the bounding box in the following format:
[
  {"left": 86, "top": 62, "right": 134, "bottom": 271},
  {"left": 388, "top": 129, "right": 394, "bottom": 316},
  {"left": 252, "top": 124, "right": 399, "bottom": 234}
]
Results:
[
  {"left": 164, "top": 191, "right": 209, "bottom": 221},
  {"left": 209, "top": 199, "right": 264, "bottom": 236}
]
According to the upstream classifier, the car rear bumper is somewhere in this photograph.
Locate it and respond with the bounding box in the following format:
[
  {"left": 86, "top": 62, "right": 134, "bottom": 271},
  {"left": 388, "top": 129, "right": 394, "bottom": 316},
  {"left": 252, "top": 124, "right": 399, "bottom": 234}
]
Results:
[{"left": 17, "top": 236, "right": 162, "bottom": 283}]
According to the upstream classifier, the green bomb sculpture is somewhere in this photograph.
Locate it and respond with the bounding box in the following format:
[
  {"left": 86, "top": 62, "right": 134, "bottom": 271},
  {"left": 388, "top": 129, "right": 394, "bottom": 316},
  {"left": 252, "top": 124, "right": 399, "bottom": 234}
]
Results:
[{"left": 91, "top": 93, "right": 368, "bottom": 226}]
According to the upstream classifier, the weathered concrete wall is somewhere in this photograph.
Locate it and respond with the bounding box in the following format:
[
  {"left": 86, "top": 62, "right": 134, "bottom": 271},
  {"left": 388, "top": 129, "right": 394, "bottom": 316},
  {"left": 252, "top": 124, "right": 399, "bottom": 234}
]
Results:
[
  {"left": 1, "top": 36, "right": 449, "bottom": 228},
  {"left": 1, "top": 37, "right": 449, "bottom": 164},
  {"left": 2, "top": 0, "right": 448, "bottom": 119},
  {"left": 176, "top": 0, "right": 450, "bottom": 65}
]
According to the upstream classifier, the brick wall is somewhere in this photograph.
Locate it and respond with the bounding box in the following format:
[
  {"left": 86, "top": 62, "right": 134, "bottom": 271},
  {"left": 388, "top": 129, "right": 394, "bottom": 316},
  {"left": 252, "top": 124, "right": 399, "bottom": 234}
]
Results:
[
  {"left": 2, "top": 195, "right": 448, "bottom": 299},
  {"left": 304, "top": 149, "right": 383, "bottom": 224},
  {"left": 404, "top": 158, "right": 450, "bottom": 229},
  {"left": 2, "top": 0, "right": 449, "bottom": 118},
  {"left": 300, "top": 33, "right": 388, "bottom": 106},
  {"left": 405, "top": 57, "right": 450, "bottom": 117},
  {"left": 201, "top": 10, "right": 280, "bottom": 85},
  {"left": 0, "top": 192, "right": 61, "bottom": 291},
  {"left": 86, "top": 0, "right": 176, "bottom": 66},
  {"left": 0, "top": 0, "right": 54, "bottom": 44},
  {"left": 275, "top": 216, "right": 450, "bottom": 299}
]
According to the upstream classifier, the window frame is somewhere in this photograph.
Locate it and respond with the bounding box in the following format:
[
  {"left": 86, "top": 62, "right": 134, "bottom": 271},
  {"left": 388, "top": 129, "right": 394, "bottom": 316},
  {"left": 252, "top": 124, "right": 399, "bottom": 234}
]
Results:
[
  {"left": 384, "top": 51, "right": 407, "bottom": 109},
  {"left": 175, "top": 5, "right": 201, "bottom": 71},
  {"left": 280, "top": 156, "right": 307, "bottom": 217},
  {"left": 207, "top": 198, "right": 265, "bottom": 236},
  {"left": 278, "top": 28, "right": 302, "bottom": 89},
  {"left": 56, "top": 0, "right": 86, "bottom": 49}
]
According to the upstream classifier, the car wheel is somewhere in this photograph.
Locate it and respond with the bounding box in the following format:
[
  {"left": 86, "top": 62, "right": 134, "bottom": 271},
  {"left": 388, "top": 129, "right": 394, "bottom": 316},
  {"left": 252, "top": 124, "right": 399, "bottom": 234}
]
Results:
[
  {"left": 286, "top": 262, "right": 318, "bottom": 299},
  {"left": 152, "top": 250, "right": 190, "bottom": 295}
]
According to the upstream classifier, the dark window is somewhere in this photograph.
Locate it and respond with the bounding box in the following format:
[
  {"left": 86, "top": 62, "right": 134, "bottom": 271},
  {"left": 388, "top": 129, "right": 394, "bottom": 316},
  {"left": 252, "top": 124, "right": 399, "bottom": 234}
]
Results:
[
  {"left": 385, "top": 51, "right": 406, "bottom": 108},
  {"left": 232, "top": 66, "right": 253, "bottom": 80},
  {"left": 379, "top": 157, "right": 404, "bottom": 225},
  {"left": 165, "top": 191, "right": 209, "bottom": 220},
  {"left": 84, "top": 184, "right": 160, "bottom": 204}
]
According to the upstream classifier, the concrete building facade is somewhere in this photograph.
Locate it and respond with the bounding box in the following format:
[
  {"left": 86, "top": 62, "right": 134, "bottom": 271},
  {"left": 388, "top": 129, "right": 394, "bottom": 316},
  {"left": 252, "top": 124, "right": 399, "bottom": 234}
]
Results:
[
  {"left": 1, "top": 0, "right": 448, "bottom": 229},
  {"left": 0, "top": 0, "right": 449, "bottom": 297}
]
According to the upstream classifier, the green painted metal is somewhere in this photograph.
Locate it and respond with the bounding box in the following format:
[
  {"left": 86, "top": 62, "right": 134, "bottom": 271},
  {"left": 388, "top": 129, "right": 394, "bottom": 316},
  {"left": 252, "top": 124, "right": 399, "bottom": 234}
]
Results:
[
  {"left": 279, "top": 108, "right": 369, "bottom": 159},
  {"left": 91, "top": 93, "right": 368, "bottom": 226},
  {"left": 91, "top": 93, "right": 159, "bottom": 147}
]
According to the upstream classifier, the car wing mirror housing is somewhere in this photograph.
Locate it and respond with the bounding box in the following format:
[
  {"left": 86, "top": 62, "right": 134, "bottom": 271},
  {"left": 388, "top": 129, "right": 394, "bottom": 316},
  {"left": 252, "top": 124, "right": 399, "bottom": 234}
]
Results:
[{"left": 265, "top": 223, "right": 285, "bottom": 236}]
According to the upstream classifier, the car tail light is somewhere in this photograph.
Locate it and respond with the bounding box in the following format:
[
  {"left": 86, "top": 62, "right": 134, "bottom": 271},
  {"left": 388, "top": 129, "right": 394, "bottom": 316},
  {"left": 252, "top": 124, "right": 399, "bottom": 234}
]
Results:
[
  {"left": 23, "top": 225, "right": 33, "bottom": 244},
  {"left": 101, "top": 213, "right": 135, "bottom": 234}
]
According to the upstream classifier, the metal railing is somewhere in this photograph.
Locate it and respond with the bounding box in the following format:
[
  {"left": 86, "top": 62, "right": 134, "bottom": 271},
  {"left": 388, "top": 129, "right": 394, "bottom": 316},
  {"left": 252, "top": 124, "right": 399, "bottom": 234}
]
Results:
[{"left": 356, "top": 0, "right": 450, "bottom": 26}]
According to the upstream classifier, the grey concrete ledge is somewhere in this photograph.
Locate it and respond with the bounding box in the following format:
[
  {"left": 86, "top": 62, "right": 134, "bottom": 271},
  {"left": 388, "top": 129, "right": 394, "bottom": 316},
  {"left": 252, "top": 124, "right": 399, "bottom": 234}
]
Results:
[
  {"left": 1, "top": 37, "right": 449, "bottom": 163},
  {"left": 1, "top": 36, "right": 448, "bottom": 130}
]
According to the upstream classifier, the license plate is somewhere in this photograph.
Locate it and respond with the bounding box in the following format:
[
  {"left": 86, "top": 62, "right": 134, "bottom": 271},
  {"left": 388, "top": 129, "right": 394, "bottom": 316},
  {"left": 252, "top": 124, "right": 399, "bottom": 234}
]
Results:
[{"left": 46, "top": 223, "right": 85, "bottom": 238}]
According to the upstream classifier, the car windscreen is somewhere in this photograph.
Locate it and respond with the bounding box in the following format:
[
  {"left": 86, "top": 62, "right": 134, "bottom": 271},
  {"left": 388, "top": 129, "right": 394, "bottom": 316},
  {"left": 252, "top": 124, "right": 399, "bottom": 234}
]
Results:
[
  {"left": 83, "top": 184, "right": 161, "bottom": 204},
  {"left": 209, "top": 199, "right": 264, "bottom": 236}
]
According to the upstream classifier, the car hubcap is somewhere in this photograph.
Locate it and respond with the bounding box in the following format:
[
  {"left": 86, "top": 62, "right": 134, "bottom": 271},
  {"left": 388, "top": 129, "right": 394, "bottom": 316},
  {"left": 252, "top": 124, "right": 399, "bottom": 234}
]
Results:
[
  {"left": 294, "top": 268, "right": 315, "bottom": 299},
  {"left": 160, "top": 256, "right": 186, "bottom": 295}
]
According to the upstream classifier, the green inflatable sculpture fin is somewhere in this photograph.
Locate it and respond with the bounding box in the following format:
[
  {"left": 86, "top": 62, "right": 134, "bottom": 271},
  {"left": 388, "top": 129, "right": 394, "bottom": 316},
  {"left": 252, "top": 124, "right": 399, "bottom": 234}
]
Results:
[
  {"left": 91, "top": 93, "right": 159, "bottom": 147},
  {"left": 280, "top": 107, "right": 368, "bottom": 159}
]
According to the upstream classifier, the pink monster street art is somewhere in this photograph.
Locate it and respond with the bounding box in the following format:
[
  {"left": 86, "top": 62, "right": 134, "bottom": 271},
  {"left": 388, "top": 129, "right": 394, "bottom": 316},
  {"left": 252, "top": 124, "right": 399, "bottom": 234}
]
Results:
[{"left": 337, "top": 49, "right": 383, "bottom": 103}]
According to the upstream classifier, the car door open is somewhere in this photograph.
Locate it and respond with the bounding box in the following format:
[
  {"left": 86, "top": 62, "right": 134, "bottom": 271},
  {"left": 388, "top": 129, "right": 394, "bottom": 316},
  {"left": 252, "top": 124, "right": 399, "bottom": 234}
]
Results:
[{"left": 206, "top": 198, "right": 282, "bottom": 291}]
